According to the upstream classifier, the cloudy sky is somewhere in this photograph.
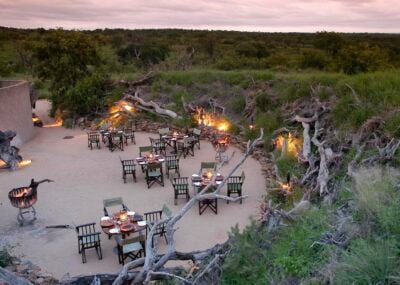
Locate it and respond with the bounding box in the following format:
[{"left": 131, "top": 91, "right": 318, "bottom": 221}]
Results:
[{"left": 0, "top": 0, "right": 399, "bottom": 32}]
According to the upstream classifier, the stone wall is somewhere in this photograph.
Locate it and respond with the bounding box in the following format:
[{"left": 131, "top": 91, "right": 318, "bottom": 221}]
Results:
[{"left": 0, "top": 80, "right": 34, "bottom": 146}]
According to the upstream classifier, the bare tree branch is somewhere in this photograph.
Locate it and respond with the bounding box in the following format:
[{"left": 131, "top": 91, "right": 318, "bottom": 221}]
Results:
[{"left": 113, "top": 128, "right": 264, "bottom": 285}]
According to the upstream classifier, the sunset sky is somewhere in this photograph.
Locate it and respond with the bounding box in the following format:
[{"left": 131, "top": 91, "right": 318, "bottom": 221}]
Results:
[{"left": 0, "top": 0, "right": 399, "bottom": 32}]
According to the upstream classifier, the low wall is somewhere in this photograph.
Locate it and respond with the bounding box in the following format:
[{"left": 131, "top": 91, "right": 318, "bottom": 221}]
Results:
[{"left": 0, "top": 80, "right": 34, "bottom": 146}]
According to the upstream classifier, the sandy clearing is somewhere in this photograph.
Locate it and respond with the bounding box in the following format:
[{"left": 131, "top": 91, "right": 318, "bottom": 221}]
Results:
[{"left": 0, "top": 100, "right": 265, "bottom": 279}]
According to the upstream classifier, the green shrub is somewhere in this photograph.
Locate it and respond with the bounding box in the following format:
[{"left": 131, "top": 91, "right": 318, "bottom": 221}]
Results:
[
  {"left": 0, "top": 247, "right": 12, "bottom": 267},
  {"left": 230, "top": 95, "right": 246, "bottom": 113},
  {"left": 269, "top": 208, "right": 331, "bottom": 280},
  {"left": 221, "top": 222, "right": 270, "bottom": 285},
  {"left": 353, "top": 168, "right": 400, "bottom": 236},
  {"left": 385, "top": 112, "right": 400, "bottom": 138},
  {"left": 335, "top": 239, "right": 400, "bottom": 285},
  {"left": 255, "top": 111, "right": 281, "bottom": 136}
]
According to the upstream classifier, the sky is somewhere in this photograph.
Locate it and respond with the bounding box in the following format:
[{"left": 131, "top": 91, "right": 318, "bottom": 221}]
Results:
[{"left": 0, "top": 0, "right": 399, "bottom": 33}]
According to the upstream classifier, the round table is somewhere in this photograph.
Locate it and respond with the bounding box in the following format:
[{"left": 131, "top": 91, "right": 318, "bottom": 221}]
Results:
[{"left": 100, "top": 212, "right": 146, "bottom": 238}]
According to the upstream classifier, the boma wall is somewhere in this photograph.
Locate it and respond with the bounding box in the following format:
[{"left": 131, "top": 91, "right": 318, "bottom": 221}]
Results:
[{"left": 0, "top": 80, "right": 34, "bottom": 146}]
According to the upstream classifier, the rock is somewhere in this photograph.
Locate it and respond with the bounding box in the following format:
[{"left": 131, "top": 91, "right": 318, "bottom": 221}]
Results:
[
  {"left": 34, "top": 278, "right": 44, "bottom": 284},
  {"left": 36, "top": 272, "right": 52, "bottom": 279},
  {"left": 15, "top": 264, "right": 29, "bottom": 273}
]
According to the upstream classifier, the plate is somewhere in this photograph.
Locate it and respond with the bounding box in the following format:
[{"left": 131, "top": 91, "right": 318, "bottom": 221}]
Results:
[
  {"left": 192, "top": 174, "right": 199, "bottom": 177},
  {"left": 101, "top": 216, "right": 111, "bottom": 221},
  {"left": 137, "top": 221, "right": 147, "bottom": 227},
  {"left": 101, "top": 220, "right": 114, "bottom": 227},
  {"left": 120, "top": 223, "right": 135, "bottom": 232},
  {"left": 109, "top": 228, "right": 120, "bottom": 234},
  {"left": 158, "top": 158, "right": 165, "bottom": 162},
  {"left": 193, "top": 182, "right": 201, "bottom": 186},
  {"left": 127, "top": 211, "right": 135, "bottom": 216}
]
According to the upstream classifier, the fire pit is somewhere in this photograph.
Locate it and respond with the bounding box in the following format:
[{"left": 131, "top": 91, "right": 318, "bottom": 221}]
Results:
[{"left": 8, "top": 179, "right": 53, "bottom": 226}]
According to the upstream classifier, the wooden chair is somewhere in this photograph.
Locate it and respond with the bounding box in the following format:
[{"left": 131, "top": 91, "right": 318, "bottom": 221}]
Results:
[
  {"left": 110, "top": 132, "right": 124, "bottom": 152},
  {"left": 75, "top": 222, "right": 102, "bottom": 263},
  {"left": 197, "top": 185, "right": 218, "bottom": 215},
  {"left": 177, "top": 137, "right": 195, "bottom": 158},
  {"left": 200, "top": 162, "right": 216, "bottom": 175},
  {"left": 145, "top": 163, "right": 164, "bottom": 188},
  {"left": 87, "top": 132, "right": 101, "bottom": 150},
  {"left": 123, "top": 128, "right": 136, "bottom": 145},
  {"left": 165, "top": 155, "right": 180, "bottom": 178},
  {"left": 120, "top": 158, "right": 136, "bottom": 183},
  {"left": 149, "top": 137, "right": 166, "bottom": 155},
  {"left": 103, "top": 197, "right": 129, "bottom": 216},
  {"left": 215, "top": 142, "right": 229, "bottom": 163},
  {"left": 171, "top": 176, "right": 190, "bottom": 205},
  {"left": 144, "top": 204, "right": 172, "bottom": 245},
  {"left": 191, "top": 128, "right": 201, "bottom": 149},
  {"left": 158, "top": 127, "right": 170, "bottom": 140},
  {"left": 115, "top": 234, "right": 145, "bottom": 265},
  {"left": 227, "top": 171, "right": 245, "bottom": 204}
]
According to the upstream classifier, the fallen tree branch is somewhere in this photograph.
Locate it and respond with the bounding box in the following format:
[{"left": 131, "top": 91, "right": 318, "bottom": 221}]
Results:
[{"left": 123, "top": 89, "right": 180, "bottom": 119}]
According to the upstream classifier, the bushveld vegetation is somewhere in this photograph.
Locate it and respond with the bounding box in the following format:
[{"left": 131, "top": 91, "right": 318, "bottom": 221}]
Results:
[{"left": 1, "top": 27, "right": 400, "bottom": 284}]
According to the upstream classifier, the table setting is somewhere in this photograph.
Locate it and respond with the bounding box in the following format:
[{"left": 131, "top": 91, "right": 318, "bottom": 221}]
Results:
[{"left": 100, "top": 210, "right": 147, "bottom": 237}]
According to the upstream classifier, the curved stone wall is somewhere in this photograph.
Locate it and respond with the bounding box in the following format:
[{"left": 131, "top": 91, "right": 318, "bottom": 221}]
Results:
[{"left": 0, "top": 80, "right": 34, "bottom": 146}]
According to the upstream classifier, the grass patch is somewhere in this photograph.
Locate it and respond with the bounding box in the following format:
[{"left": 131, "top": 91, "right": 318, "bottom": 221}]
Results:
[{"left": 335, "top": 239, "right": 400, "bottom": 285}]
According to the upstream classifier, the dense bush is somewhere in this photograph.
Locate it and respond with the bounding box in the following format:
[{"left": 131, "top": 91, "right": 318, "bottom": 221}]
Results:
[
  {"left": 64, "top": 71, "right": 110, "bottom": 116},
  {"left": 336, "top": 43, "right": 390, "bottom": 74},
  {"left": 300, "top": 49, "right": 329, "bottom": 70}
]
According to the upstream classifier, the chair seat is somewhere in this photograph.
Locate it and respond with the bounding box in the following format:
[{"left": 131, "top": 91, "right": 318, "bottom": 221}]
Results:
[
  {"left": 122, "top": 241, "right": 143, "bottom": 254},
  {"left": 81, "top": 235, "right": 100, "bottom": 245}
]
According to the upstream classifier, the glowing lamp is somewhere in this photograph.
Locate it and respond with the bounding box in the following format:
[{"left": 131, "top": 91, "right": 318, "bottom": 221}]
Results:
[{"left": 119, "top": 210, "right": 128, "bottom": 222}]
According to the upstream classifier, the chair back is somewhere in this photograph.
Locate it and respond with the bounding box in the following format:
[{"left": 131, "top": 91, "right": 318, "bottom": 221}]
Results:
[
  {"left": 144, "top": 210, "right": 162, "bottom": 224},
  {"left": 227, "top": 171, "right": 245, "bottom": 191},
  {"left": 103, "top": 197, "right": 124, "bottom": 208},
  {"left": 125, "top": 120, "right": 136, "bottom": 130},
  {"left": 76, "top": 222, "right": 96, "bottom": 236},
  {"left": 124, "top": 127, "right": 134, "bottom": 134},
  {"left": 166, "top": 155, "right": 179, "bottom": 167},
  {"left": 112, "top": 132, "right": 123, "bottom": 141},
  {"left": 139, "top": 146, "right": 153, "bottom": 156},
  {"left": 171, "top": 176, "right": 189, "bottom": 190},
  {"left": 162, "top": 204, "right": 172, "bottom": 218},
  {"left": 183, "top": 137, "right": 194, "bottom": 147},
  {"left": 200, "top": 162, "right": 216, "bottom": 173},
  {"left": 147, "top": 162, "right": 162, "bottom": 173},
  {"left": 121, "top": 159, "right": 135, "bottom": 171},
  {"left": 158, "top": 128, "right": 170, "bottom": 136},
  {"left": 192, "top": 128, "right": 201, "bottom": 136},
  {"left": 88, "top": 131, "right": 99, "bottom": 140}
]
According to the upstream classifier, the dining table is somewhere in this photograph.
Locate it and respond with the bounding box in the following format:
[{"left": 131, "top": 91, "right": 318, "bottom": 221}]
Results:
[
  {"left": 191, "top": 172, "right": 224, "bottom": 215},
  {"left": 100, "top": 210, "right": 147, "bottom": 239},
  {"left": 191, "top": 172, "right": 224, "bottom": 192},
  {"left": 135, "top": 154, "right": 165, "bottom": 165}
]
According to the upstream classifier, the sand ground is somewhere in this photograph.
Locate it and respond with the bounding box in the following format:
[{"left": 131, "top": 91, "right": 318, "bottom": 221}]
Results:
[{"left": 0, "top": 100, "right": 265, "bottom": 279}]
